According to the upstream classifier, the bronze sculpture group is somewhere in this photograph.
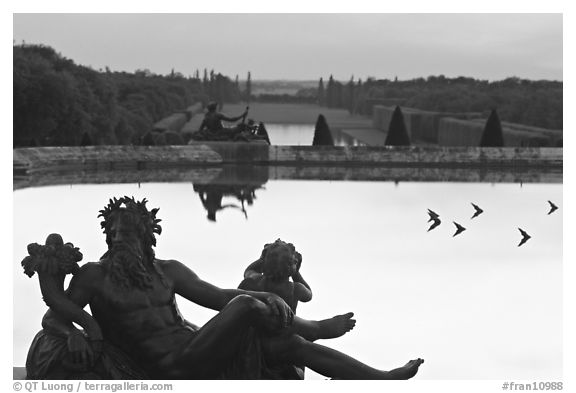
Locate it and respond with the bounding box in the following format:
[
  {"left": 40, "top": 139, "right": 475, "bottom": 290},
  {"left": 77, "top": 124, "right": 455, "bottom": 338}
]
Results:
[
  {"left": 22, "top": 196, "right": 424, "bottom": 380},
  {"left": 189, "top": 102, "right": 270, "bottom": 144}
]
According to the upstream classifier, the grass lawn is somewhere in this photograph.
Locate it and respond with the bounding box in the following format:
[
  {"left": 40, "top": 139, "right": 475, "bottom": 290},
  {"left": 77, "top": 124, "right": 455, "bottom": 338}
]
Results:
[{"left": 182, "top": 102, "right": 374, "bottom": 132}]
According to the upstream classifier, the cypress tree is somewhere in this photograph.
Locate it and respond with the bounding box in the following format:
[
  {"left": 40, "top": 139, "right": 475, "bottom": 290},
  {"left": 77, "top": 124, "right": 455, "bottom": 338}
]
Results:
[
  {"left": 346, "top": 76, "right": 355, "bottom": 114},
  {"left": 246, "top": 71, "right": 252, "bottom": 102},
  {"left": 326, "top": 75, "right": 335, "bottom": 108},
  {"left": 312, "top": 114, "right": 334, "bottom": 146},
  {"left": 384, "top": 106, "right": 411, "bottom": 146},
  {"left": 334, "top": 81, "right": 343, "bottom": 108},
  {"left": 354, "top": 79, "right": 364, "bottom": 115},
  {"left": 317, "top": 77, "right": 325, "bottom": 106},
  {"left": 202, "top": 69, "right": 209, "bottom": 91},
  {"left": 209, "top": 69, "right": 215, "bottom": 98},
  {"left": 479, "top": 109, "right": 505, "bottom": 147}
]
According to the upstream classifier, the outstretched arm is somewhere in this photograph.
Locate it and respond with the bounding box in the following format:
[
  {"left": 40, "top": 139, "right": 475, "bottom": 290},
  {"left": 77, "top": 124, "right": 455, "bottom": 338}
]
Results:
[
  {"left": 219, "top": 109, "right": 248, "bottom": 123},
  {"left": 162, "top": 260, "right": 293, "bottom": 325}
]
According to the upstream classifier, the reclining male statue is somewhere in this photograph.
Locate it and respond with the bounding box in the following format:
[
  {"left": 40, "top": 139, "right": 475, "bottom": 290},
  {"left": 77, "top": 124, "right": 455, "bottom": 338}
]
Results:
[{"left": 24, "top": 196, "right": 424, "bottom": 379}]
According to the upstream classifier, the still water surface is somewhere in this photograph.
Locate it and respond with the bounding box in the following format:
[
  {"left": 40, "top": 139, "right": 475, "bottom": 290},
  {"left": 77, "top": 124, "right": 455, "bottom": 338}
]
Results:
[
  {"left": 265, "top": 123, "right": 366, "bottom": 146},
  {"left": 13, "top": 180, "right": 562, "bottom": 379}
]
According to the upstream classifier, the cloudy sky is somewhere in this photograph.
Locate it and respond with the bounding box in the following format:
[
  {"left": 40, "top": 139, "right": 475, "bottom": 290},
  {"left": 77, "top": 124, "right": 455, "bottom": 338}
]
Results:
[{"left": 12, "top": 13, "right": 562, "bottom": 81}]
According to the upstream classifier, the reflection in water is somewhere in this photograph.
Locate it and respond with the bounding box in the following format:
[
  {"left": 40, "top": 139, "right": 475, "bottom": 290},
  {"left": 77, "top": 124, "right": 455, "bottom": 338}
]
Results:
[
  {"left": 193, "top": 183, "right": 265, "bottom": 222},
  {"left": 190, "top": 164, "right": 269, "bottom": 222},
  {"left": 331, "top": 129, "right": 367, "bottom": 147},
  {"left": 265, "top": 123, "right": 365, "bottom": 146}
]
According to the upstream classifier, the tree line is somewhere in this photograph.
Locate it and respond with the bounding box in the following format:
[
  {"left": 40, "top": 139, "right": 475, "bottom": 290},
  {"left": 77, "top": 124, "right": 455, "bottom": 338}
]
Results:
[
  {"left": 311, "top": 75, "right": 562, "bottom": 130},
  {"left": 13, "top": 44, "right": 249, "bottom": 147}
]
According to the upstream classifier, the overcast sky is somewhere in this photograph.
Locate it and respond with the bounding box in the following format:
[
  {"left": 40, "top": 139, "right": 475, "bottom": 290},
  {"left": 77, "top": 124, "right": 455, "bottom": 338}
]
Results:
[{"left": 13, "top": 13, "right": 562, "bottom": 81}]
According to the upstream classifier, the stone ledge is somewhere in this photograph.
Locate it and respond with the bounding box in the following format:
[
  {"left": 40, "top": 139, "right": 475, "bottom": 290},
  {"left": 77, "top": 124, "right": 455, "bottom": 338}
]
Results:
[{"left": 14, "top": 145, "right": 563, "bottom": 174}]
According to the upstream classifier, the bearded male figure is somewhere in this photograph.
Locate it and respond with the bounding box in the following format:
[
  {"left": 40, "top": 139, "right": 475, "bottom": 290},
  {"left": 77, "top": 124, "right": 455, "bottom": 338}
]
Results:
[{"left": 34, "top": 196, "right": 424, "bottom": 379}]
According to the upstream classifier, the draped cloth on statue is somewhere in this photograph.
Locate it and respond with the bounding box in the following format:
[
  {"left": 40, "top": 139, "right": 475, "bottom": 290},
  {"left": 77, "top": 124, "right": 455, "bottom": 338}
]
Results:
[
  {"left": 26, "top": 330, "right": 147, "bottom": 380},
  {"left": 25, "top": 328, "right": 304, "bottom": 380}
]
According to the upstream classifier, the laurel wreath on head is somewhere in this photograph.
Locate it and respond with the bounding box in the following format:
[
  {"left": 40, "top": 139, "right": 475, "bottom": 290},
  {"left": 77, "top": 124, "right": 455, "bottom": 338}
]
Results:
[{"left": 98, "top": 196, "right": 162, "bottom": 247}]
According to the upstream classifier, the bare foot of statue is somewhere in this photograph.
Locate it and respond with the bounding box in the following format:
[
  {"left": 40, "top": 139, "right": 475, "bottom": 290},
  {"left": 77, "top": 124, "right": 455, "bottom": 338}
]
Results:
[
  {"left": 387, "top": 358, "right": 425, "bottom": 380},
  {"left": 317, "top": 312, "right": 356, "bottom": 340}
]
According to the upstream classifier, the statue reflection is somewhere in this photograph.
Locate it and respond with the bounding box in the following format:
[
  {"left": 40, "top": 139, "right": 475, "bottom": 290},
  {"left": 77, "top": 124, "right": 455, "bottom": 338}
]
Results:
[{"left": 193, "top": 183, "right": 265, "bottom": 222}]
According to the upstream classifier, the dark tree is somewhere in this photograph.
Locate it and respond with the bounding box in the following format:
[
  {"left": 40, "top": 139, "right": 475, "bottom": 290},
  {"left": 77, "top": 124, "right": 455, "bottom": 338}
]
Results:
[
  {"left": 141, "top": 131, "right": 156, "bottom": 146},
  {"left": 345, "top": 76, "right": 355, "bottom": 114},
  {"left": 13, "top": 43, "right": 209, "bottom": 147},
  {"left": 80, "top": 132, "right": 92, "bottom": 146},
  {"left": 312, "top": 114, "right": 334, "bottom": 146},
  {"left": 353, "top": 79, "right": 365, "bottom": 115},
  {"left": 317, "top": 77, "right": 325, "bottom": 106},
  {"left": 246, "top": 71, "right": 252, "bottom": 101},
  {"left": 384, "top": 106, "right": 411, "bottom": 146},
  {"left": 203, "top": 69, "right": 209, "bottom": 90},
  {"left": 333, "top": 81, "right": 343, "bottom": 108},
  {"left": 326, "top": 75, "right": 335, "bottom": 108},
  {"left": 480, "top": 109, "right": 505, "bottom": 147}
]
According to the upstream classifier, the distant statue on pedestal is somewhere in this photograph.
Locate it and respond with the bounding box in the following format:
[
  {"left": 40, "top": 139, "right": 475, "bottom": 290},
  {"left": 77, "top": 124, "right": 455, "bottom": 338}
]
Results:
[{"left": 189, "top": 103, "right": 270, "bottom": 144}]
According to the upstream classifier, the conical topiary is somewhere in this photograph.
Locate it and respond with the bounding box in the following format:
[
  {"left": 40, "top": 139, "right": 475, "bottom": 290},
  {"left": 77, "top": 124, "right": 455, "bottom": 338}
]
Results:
[
  {"left": 479, "top": 109, "right": 504, "bottom": 147},
  {"left": 384, "top": 106, "right": 411, "bottom": 146},
  {"left": 312, "top": 114, "right": 334, "bottom": 146}
]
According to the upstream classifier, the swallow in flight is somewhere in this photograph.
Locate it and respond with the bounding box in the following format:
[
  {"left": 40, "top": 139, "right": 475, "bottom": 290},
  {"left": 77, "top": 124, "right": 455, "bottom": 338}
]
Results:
[
  {"left": 547, "top": 201, "right": 558, "bottom": 215},
  {"left": 453, "top": 222, "right": 466, "bottom": 237},
  {"left": 427, "top": 209, "right": 440, "bottom": 222},
  {"left": 428, "top": 217, "right": 441, "bottom": 231},
  {"left": 471, "top": 203, "right": 484, "bottom": 219},
  {"left": 518, "top": 228, "right": 531, "bottom": 247}
]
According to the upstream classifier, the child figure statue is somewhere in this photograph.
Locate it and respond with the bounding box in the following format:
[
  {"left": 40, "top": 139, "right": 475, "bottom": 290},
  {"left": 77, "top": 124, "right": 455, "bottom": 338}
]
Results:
[
  {"left": 239, "top": 239, "right": 356, "bottom": 340},
  {"left": 239, "top": 239, "right": 311, "bottom": 313}
]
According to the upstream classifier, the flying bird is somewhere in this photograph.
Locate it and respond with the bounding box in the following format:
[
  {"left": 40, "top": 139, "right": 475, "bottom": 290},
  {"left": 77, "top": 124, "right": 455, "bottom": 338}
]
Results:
[
  {"left": 452, "top": 222, "right": 466, "bottom": 237},
  {"left": 471, "top": 203, "right": 484, "bottom": 219},
  {"left": 547, "top": 201, "right": 558, "bottom": 215},
  {"left": 518, "top": 228, "right": 531, "bottom": 247},
  {"left": 427, "top": 209, "right": 440, "bottom": 222},
  {"left": 428, "top": 217, "right": 441, "bottom": 232}
]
